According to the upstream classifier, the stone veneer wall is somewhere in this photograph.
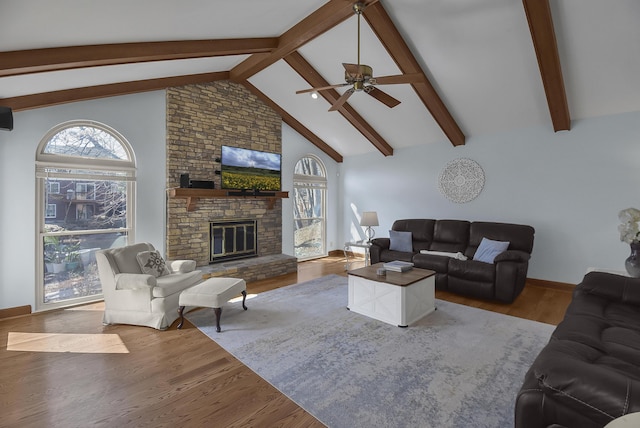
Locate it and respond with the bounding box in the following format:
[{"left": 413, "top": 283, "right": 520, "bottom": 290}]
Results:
[{"left": 166, "top": 81, "right": 295, "bottom": 280}]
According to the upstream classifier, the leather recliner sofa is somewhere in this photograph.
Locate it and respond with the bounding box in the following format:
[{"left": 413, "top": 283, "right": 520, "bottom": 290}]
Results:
[
  {"left": 515, "top": 271, "right": 640, "bottom": 427},
  {"left": 369, "top": 219, "right": 535, "bottom": 303}
]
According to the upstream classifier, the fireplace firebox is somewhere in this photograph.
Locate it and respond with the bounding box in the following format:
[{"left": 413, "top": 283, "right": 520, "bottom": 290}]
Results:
[{"left": 210, "top": 219, "right": 257, "bottom": 263}]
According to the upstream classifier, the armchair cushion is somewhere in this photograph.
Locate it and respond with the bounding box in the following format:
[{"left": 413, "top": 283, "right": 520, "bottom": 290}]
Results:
[
  {"left": 168, "top": 259, "right": 197, "bottom": 273},
  {"left": 153, "top": 270, "right": 203, "bottom": 298},
  {"left": 136, "top": 250, "right": 170, "bottom": 277},
  {"left": 115, "top": 273, "right": 156, "bottom": 290},
  {"left": 109, "top": 242, "right": 151, "bottom": 274}
]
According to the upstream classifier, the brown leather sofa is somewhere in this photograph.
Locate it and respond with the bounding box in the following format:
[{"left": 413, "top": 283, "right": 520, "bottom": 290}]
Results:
[
  {"left": 515, "top": 271, "right": 640, "bottom": 427},
  {"left": 369, "top": 219, "right": 535, "bottom": 303}
]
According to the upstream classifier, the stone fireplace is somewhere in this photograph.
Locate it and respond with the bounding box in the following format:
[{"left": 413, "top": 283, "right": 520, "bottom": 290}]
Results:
[
  {"left": 165, "top": 81, "right": 297, "bottom": 282},
  {"left": 210, "top": 219, "right": 257, "bottom": 263}
]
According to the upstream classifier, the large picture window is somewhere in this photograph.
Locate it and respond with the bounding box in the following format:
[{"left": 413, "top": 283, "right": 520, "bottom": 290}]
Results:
[
  {"left": 293, "top": 155, "right": 327, "bottom": 260},
  {"left": 35, "top": 121, "right": 136, "bottom": 311}
]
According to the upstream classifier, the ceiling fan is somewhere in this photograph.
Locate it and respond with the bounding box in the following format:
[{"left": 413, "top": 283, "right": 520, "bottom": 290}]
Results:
[{"left": 296, "top": 2, "right": 422, "bottom": 112}]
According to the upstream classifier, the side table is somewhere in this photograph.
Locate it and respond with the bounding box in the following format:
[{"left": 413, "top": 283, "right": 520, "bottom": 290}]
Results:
[{"left": 344, "top": 241, "right": 372, "bottom": 269}]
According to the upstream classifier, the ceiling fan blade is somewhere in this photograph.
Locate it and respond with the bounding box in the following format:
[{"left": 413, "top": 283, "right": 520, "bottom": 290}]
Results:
[
  {"left": 365, "top": 87, "right": 401, "bottom": 108},
  {"left": 370, "top": 73, "right": 423, "bottom": 85},
  {"left": 296, "top": 83, "right": 350, "bottom": 95},
  {"left": 329, "top": 88, "right": 355, "bottom": 112}
]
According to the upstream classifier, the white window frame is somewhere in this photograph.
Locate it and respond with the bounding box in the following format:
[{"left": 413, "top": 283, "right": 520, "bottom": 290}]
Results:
[{"left": 35, "top": 120, "right": 137, "bottom": 312}]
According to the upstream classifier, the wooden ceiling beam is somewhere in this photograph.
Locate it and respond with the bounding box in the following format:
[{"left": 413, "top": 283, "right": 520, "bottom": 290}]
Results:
[
  {"left": 363, "top": 2, "right": 466, "bottom": 147},
  {"left": 0, "top": 72, "right": 229, "bottom": 111},
  {"left": 522, "top": 0, "right": 571, "bottom": 132},
  {"left": 0, "top": 39, "right": 277, "bottom": 77},
  {"left": 285, "top": 51, "right": 393, "bottom": 157},
  {"left": 242, "top": 81, "right": 343, "bottom": 163},
  {"left": 230, "top": 0, "right": 379, "bottom": 82}
]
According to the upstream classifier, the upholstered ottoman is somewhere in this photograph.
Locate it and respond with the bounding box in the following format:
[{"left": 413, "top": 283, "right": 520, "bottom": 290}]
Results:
[{"left": 177, "top": 277, "right": 247, "bottom": 332}]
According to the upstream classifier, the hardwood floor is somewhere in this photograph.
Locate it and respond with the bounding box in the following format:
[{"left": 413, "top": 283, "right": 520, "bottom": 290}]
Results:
[{"left": 0, "top": 256, "right": 573, "bottom": 427}]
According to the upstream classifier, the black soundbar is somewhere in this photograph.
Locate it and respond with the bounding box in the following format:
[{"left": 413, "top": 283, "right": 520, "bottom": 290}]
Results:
[
  {"left": 227, "top": 189, "right": 276, "bottom": 197},
  {"left": 190, "top": 180, "right": 214, "bottom": 189}
]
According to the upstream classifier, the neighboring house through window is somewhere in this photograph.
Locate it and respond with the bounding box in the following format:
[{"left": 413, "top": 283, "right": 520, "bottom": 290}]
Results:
[{"left": 35, "top": 120, "right": 136, "bottom": 311}]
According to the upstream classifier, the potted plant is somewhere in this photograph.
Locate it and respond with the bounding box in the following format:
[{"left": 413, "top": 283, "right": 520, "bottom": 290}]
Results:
[
  {"left": 44, "top": 236, "right": 66, "bottom": 273},
  {"left": 64, "top": 241, "right": 82, "bottom": 272}
]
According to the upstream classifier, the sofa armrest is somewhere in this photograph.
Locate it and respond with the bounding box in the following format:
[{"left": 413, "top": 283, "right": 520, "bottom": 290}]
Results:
[
  {"left": 369, "top": 238, "right": 390, "bottom": 264},
  {"left": 579, "top": 271, "right": 640, "bottom": 305},
  {"left": 494, "top": 250, "right": 531, "bottom": 263},
  {"left": 526, "top": 341, "right": 640, "bottom": 426},
  {"left": 115, "top": 273, "right": 156, "bottom": 290},
  {"left": 167, "top": 259, "right": 197, "bottom": 273},
  {"left": 371, "top": 237, "right": 390, "bottom": 250}
]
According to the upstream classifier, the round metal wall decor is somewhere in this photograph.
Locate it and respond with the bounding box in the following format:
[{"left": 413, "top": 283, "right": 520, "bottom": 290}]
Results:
[{"left": 438, "top": 158, "right": 485, "bottom": 203}]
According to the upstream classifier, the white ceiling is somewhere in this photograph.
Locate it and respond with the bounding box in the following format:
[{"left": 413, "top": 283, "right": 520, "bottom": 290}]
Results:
[{"left": 1, "top": 0, "right": 639, "bottom": 158}]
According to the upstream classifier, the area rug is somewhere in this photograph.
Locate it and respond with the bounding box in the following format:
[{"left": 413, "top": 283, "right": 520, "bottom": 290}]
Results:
[{"left": 186, "top": 274, "right": 554, "bottom": 428}]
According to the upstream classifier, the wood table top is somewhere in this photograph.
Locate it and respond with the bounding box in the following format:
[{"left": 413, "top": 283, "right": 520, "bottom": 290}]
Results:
[{"left": 347, "top": 263, "right": 436, "bottom": 287}]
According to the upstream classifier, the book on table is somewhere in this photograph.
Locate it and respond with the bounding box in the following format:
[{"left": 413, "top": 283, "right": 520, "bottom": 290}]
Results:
[{"left": 383, "top": 260, "right": 414, "bottom": 272}]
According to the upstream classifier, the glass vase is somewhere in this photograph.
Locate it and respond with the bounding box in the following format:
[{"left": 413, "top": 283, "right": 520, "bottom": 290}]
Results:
[{"left": 625, "top": 242, "right": 640, "bottom": 278}]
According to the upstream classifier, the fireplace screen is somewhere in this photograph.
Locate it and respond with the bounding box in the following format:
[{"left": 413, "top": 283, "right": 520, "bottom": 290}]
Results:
[{"left": 210, "top": 219, "right": 257, "bottom": 263}]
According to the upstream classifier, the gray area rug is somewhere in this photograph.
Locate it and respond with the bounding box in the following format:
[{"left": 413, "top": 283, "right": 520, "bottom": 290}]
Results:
[{"left": 187, "top": 274, "right": 554, "bottom": 428}]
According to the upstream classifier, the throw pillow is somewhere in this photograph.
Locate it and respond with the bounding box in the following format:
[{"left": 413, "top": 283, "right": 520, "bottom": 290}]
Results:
[
  {"left": 136, "top": 250, "right": 170, "bottom": 277},
  {"left": 473, "top": 238, "right": 510, "bottom": 264},
  {"left": 389, "top": 230, "right": 413, "bottom": 252}
]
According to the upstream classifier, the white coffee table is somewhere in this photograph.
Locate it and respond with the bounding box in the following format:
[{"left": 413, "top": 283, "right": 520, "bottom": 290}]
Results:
[
  {"left": 604, "top": 412, "right": 640, "bottom": 427},
  {"left": 347, "top": 263, "right": 436, "bottom": 327}
]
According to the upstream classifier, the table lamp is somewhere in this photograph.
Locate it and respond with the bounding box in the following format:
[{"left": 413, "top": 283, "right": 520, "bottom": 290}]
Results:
[{"left": 360, "top": 211, "right": 379, "bottom": 243}]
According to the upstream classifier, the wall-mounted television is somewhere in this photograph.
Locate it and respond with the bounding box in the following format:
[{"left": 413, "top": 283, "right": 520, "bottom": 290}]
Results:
[{"left": 220, "top": 145, "right": 282, "bottom": 191}]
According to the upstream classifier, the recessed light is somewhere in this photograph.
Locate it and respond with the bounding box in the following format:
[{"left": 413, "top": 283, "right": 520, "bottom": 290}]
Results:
[{"left": 311, "top": 92, "right": 319, "bottom": 100}]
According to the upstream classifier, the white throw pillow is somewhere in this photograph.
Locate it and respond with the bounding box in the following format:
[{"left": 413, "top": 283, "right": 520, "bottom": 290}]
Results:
[{"left": 136, "top": 250, "right": 170, "bottom": 277}]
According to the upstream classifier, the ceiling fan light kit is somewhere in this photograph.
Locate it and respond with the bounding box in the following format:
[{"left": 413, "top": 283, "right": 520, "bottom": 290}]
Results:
[{"left": 296, "top": 1, "right": 422, "bottom": 111}]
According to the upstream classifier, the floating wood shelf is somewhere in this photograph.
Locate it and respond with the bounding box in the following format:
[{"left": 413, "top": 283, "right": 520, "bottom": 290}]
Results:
[{"left": 167, "top": 188, "right": 289, "bottom": 211}]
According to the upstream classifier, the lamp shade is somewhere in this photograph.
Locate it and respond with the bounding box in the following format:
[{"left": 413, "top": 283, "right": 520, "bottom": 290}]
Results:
[{"left": 360, "top": 211, "right": 379, "bottom": 227}]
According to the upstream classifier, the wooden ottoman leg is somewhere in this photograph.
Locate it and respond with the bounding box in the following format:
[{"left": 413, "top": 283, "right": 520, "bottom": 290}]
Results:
[
  {"left": 242, "top": 290, "right": 247, "bottom": 310},
  {"left": 177, "top": 306, "right": 186, "bottom": 329},
  {"left": 214, "top": 307, "right": 222, "bottom": 333}
]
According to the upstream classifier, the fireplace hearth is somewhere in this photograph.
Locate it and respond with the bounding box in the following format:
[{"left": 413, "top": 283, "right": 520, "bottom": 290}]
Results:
[{"left": 210, "top": 219, "right": 257, "bottom": 263}]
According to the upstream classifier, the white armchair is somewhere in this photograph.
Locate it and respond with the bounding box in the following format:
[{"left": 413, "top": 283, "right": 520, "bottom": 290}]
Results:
[{"left": 96, "top": 242, "right": 203, "bottom": 330}]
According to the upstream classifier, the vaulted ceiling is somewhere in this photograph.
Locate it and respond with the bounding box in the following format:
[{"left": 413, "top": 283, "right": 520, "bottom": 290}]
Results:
[{"left": 2, "top": 0, "right": 639, "bottom": 162}]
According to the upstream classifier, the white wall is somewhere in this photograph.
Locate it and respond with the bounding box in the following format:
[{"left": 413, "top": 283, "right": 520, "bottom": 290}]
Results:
[
  {"left": 281, "top": 123, "right": 342, "bottom": 256},
  {"left": 342, "top": 111, "right": 640, "bottom": 284},
  {"left": 0, "top": 92, "right": 166, "bottom": 309},
  {"left": 2, "top": 92, "right": 637, "bottom": 308}
]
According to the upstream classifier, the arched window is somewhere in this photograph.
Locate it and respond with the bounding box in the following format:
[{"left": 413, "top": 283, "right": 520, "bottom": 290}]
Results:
[
  {"left": 35, "top": 120, "right": 136, "bottom": 311},
  {"left": 293, "top": 155, "right": 327, "bottom": 260}
]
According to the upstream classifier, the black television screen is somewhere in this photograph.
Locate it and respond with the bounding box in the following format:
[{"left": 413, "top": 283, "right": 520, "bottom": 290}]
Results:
[{"left": 220, "top": 146, "right": 282, "bottom": 191}]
